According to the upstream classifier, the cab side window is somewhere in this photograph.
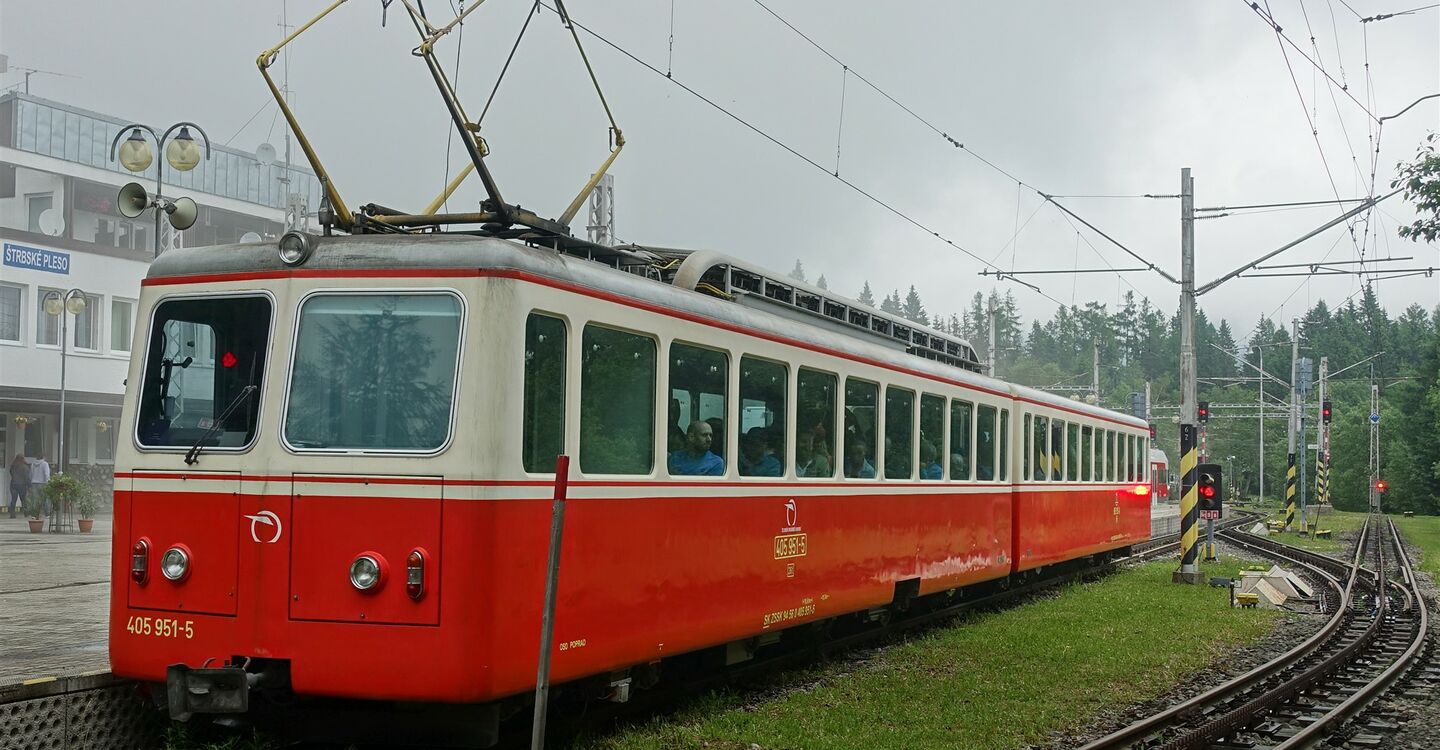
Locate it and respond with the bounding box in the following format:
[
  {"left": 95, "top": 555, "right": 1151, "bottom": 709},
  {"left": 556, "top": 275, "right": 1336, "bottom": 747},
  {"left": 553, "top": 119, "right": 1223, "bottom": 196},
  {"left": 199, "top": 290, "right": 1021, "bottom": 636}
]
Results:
[{"left": 522, "top": 313, "right": 566, "bottom": 473}]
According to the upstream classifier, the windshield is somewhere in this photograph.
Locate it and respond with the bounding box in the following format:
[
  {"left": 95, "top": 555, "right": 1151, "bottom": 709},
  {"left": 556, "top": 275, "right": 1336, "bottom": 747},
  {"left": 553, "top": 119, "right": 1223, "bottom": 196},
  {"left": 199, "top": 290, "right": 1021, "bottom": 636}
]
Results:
[
  {"left": 284, "top": 293, "right": 462, "bottom": 452},
  {"left": 137, "top": 295, "right": 271, "bottom": 450}
]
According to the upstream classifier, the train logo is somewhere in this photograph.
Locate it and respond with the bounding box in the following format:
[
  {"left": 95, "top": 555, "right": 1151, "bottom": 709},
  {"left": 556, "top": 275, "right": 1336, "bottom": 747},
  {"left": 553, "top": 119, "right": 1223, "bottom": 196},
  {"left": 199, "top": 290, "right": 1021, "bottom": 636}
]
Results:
[
  {"left": 243, "top": 510, "right": 283, "bottom": 544},
  {"left": 785, "top": 499, "right": 797, "bottom": 528}
]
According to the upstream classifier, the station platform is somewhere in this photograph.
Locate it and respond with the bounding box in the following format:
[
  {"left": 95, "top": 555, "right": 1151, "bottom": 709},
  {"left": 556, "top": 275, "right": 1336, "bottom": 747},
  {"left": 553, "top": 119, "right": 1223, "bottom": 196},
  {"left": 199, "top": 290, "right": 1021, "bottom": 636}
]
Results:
[
  {"left": 0, "top": 514, "right": 111, "bottom": 688},
  {"left": 1151, "top": 502, "right": 1180, "bottom": 538}
]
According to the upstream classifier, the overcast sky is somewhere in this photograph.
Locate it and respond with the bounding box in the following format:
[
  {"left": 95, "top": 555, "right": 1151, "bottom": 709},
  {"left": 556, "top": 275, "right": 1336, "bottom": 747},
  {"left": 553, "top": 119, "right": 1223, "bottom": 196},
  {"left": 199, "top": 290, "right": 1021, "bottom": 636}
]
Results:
[{"left": 3, "top": 1, "right": 1436, "bottom": 336}]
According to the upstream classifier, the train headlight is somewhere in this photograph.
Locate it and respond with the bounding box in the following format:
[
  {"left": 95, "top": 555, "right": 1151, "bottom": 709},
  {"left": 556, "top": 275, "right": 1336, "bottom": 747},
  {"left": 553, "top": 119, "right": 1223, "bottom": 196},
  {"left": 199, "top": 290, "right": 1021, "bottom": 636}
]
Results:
[
  {"left": 349, "top": 554, "right": 384, "bottom": 592},
  {"left": 278, "top": 231, "right": 313, "bottom": 266},
  {"left": 160, "top": 545, "right": 191, "bottom": 582}
]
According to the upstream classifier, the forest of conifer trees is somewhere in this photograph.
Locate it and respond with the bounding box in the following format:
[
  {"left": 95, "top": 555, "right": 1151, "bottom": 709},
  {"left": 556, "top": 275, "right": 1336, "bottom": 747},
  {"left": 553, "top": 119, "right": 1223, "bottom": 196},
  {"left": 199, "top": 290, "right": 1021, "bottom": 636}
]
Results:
[{"left": 842, "top": 279, "right": 1439, "bottom": 515}]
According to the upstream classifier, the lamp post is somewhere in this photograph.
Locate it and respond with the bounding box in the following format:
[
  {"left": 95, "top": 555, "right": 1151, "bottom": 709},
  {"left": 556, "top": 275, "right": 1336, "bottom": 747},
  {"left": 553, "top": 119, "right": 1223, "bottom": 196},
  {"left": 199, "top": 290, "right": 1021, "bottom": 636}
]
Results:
[
  {"left": 42, "top": 288, "right": 87, "bottom": 479},
  {"left": 108, "top": 122, "right": 212, "bottom": 257}
]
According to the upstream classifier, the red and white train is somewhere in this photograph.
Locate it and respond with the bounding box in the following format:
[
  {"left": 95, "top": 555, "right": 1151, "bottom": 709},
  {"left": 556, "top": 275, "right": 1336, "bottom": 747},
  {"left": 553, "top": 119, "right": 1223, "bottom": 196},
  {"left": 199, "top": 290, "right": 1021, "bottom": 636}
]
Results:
[{"left": 109, "top": 233, "right": 1155, "bottom": 743}]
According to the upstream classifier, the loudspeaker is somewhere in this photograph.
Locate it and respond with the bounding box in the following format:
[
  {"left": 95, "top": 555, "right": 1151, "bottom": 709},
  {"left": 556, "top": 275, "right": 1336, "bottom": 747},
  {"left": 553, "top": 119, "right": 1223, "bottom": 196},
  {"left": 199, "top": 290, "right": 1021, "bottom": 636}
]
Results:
[
  {"left": 117, "top": 182, "right": 150, "bottom": 218},
  {"left": 166, "top": 197, "right": 198, "bottom": 231}
]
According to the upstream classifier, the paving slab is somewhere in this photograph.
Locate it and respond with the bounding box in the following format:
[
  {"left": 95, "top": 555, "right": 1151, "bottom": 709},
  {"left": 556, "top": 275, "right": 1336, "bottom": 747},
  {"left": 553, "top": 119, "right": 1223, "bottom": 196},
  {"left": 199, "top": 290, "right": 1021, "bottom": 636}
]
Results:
[{"left": 0, "top": 514, "right": 112, "bottom": 687}]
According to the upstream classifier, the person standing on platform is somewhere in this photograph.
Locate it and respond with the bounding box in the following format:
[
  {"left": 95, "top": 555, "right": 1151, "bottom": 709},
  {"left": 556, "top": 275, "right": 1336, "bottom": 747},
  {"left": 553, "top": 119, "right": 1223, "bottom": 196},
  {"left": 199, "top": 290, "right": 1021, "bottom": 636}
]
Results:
[
  {"left": 7, "top": 453, "right": 27, "bottom": 518},
  {"left": 30, "top": 454, "right": 51, "bottom": 516}
]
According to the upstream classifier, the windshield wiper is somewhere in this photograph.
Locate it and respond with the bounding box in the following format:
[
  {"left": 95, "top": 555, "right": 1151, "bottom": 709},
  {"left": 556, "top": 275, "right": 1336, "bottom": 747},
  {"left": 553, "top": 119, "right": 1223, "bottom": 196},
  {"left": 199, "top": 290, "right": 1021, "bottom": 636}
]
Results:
[{"left": 184, "top": 385, "right": 258, "bottom": 466}]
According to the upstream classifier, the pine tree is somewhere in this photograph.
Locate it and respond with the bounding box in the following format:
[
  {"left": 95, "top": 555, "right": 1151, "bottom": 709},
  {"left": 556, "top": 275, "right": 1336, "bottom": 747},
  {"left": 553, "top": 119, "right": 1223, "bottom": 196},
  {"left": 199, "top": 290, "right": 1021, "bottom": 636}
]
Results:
[
  {"left": 858, "top": 282, "right": 876, "bottom": 307},
  {"left": 816, "top": 274, "right": 828, "bottom": 290},
  {"left": 900, "top": 286, "right": 928, "bottom": 325},
  {"left": 881, "top": 290, "right": 902, "bottom": 315},
  {"left": 789, "top": 260, "right": 807, "bottom": 283}
]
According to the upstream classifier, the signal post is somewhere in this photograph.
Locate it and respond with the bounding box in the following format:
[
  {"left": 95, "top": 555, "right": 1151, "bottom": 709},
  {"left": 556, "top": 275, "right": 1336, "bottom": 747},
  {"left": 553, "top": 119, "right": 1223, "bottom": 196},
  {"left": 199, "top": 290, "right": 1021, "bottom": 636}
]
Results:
[{"left": 1174, "top": 168, "right": 1204, "bottom": 584}]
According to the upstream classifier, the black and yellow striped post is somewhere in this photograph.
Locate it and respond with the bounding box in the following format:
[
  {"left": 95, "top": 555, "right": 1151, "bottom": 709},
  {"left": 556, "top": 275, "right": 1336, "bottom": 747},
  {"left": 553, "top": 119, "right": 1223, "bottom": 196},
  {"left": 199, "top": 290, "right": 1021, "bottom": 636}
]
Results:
[
  {"left": 1315, "top": 453, "right": 1327, "bottom": 505},
  {"left": 1174, "top": 423, "right": 1203, "bottom": 584},
  {"left": 1284, "top": 453, "right": 1297, "bottom": 530}
]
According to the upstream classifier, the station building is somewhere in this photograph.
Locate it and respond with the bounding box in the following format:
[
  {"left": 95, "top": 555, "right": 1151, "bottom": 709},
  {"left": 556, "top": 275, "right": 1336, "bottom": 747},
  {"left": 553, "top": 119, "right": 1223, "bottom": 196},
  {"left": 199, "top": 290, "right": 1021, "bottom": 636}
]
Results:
[{"left": 0, "top": 91, "right": 320, "bottom": 506}]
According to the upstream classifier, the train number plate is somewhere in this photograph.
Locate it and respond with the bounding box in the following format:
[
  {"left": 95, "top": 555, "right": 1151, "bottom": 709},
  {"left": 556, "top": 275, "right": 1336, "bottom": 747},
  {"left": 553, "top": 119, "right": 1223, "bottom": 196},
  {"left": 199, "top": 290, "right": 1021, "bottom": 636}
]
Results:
[
  {"left": 125, "top": 615, "right": 195, "bottom": 640},
  {"left": 773, "top": 533, "right": 808, "bottom": 559},
  {"left": 1199, "top": 510, "right": 1221, "bottom": 520}
]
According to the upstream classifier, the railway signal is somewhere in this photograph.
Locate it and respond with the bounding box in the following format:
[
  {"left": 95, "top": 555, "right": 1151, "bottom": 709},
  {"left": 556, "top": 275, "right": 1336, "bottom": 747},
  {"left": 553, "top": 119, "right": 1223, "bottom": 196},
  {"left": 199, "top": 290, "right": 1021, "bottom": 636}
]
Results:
[
  {"left": 1197, "top": 463, "right": 1223, "bottom": 517},
  {"left": 1374, "top": 479, "right": 1388, "bottom": 493},
  {"left": 1197, "top": 402, "right": 1210, "bottom": 423},
  {"left": 1321, "top": 401, "right": 1332, "bottom": 424}
]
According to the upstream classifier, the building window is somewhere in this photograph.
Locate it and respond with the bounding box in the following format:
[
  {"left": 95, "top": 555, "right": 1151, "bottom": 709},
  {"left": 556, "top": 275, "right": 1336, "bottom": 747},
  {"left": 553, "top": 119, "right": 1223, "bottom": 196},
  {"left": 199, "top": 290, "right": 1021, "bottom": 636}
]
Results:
[
  {"left": 36, "top": 288, "right": 60, "bottom": 346},
  {"left": 72, "top": 294, "right": 101, "bottom": 351},
  {"left": 0, "top": 285, "right": 22, "bottom": 342},
  {"left": 111, "top": 299, "right": 134, "bottom": 352},
  {"left": 26, "top": 193, "right": 54, "bottom": 233}
]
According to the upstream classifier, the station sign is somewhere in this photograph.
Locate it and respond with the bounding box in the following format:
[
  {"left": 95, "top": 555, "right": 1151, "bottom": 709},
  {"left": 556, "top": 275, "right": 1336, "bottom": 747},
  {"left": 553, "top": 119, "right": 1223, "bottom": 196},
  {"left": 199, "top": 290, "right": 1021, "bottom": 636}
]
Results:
[{"left": 3, "top": 242, "right": 70, "bottom": 275}]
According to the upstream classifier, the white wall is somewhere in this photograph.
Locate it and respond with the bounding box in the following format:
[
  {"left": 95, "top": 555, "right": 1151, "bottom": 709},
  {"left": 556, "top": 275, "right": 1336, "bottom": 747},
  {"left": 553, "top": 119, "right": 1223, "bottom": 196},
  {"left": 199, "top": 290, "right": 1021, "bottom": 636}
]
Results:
[{"left": 0, "top": 234, "right": 148, "bottom": 397}]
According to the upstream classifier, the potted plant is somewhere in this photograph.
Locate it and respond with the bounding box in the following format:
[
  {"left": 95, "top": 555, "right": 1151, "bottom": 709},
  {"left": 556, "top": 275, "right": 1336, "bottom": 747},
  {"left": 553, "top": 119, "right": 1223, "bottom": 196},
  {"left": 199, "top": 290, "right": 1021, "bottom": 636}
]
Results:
[
  {"left": 75, "top": 490, "right": 99, "bottom": 533},
  {"left": 23, "top": 496, "right": 45, "bottom": 533},
  {"left": 39, "top": 474, "right": 91, "bottom": 533}
]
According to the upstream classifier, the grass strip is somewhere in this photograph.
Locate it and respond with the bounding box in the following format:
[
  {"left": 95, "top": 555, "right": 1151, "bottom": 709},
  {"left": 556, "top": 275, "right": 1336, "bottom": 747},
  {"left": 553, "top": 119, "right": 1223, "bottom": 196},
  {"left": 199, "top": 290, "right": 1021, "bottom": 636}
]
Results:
[
  {"left": 1269, "top": 508, "right": 1369, "bottom": 553},
  {"left": 1393, "top": 515, "right": 1440, "bottom": 576},
  {"left": 580, "top": 559, "right": 1282, "bottom": 750}
]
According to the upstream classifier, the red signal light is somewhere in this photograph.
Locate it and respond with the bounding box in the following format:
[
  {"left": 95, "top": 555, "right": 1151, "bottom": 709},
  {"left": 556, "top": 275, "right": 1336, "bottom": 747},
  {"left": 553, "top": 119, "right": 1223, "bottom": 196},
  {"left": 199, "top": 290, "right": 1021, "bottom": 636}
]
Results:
[
  {"left": 130, "top": 538, "right": 150, "bottom": 585},
  {"left": 1199, "top": 485, "right": 1216, "bottom": 499},
  {"left": 1375, "top": 479, "right": 1388, "bottom": 492},
  {"left": 221, "top": 351, "right": 238, "bottom": 368}
]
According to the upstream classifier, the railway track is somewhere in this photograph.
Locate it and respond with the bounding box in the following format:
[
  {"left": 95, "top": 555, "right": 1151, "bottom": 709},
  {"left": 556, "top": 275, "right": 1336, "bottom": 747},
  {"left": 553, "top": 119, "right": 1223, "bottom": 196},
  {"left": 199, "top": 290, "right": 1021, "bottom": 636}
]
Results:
[{"left": 1080, "top": 514, "right": 1432, "bottom": 750}]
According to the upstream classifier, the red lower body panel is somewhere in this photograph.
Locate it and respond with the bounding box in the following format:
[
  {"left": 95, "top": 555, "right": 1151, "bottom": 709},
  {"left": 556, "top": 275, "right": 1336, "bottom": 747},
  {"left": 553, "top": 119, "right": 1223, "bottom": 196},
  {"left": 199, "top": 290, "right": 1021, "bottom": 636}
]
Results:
[{"left": 1011, "top": 485, "right": 1150, "bottom": 572}]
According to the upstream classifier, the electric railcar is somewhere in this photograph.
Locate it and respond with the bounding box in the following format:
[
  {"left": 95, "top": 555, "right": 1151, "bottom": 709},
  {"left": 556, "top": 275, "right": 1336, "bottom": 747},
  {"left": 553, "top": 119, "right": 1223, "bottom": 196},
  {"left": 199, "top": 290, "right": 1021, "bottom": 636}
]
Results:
[{"left": 109, "top": 234, "right": 1152, "bottom": 742}]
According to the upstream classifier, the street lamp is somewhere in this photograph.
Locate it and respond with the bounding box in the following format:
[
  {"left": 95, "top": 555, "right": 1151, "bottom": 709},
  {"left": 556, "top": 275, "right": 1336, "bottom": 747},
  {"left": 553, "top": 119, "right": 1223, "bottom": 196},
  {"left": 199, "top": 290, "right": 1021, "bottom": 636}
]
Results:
[
  {"left": 42, "top": 288, "right": 87, "bottom": 480},
  {"left": 108, "top": 122, "right": 212, "bottom": 257}
]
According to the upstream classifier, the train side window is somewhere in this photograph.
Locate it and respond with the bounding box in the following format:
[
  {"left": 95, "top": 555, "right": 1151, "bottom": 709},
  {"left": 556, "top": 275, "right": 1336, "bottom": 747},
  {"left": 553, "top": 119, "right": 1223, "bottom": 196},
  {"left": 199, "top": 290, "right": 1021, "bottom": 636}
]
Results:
[
  {"left": 797, "top": 368, "right": 837, "bottom": 478},
  {"left": 522, "top": 313, "right": 566, "bottom": 473},
  {"left": 1032, "top": 415, "right": 1049, "bottom": 481},
  {"left": 999, "top": 409, "right": 1009, "bottom": 482},
  {"left": 919, "top": 394, "right": 944, "bottom": 480},
  {"left": 1135, "top": 436, "right": 1145, "bottom": 481},
  {"left": 1021, "top": 413, "right": 1032, "bottom": 481},
  {"left": 884, "top": 387, "right": 915, "bottom": 480},
  {"left": 1124, "top": 435, "right": 1135, "bottom": 481},
  {"left": 951, "top": 400, "right": 973, "bottom": 481},
  {"left": 138, "top": 294, "right": 271, "bottom": 450},
  {"left": 1106, "top": 431, "right": 1117, "bottom": 481},
  {"left": 285, "top": 293, "right": 461, "bottom": 452},
  {"left": 843, "top": 379, "right": 878, "bottom": 478},
  {"left": 667, "top": 342, "right": 728, "bottom": 477},
  {"left": 1080, "top": 426, "right": 1093, "bottom": 482},
  {"left": 1049, "top": 420, "right": 1065, "bottom": 481},
  {"left": 1065, "top": 422, "right": 1080, "bottom": 481},
  {"left": 739, "top": 356, "right": 786, "bottom": 477},
  {"left": 976, "top": 405, "right": 997, "bottom": 481},
  {"left": 1100, "top": 426, "right": 1111, "bottom": 480},
  {"left": 580, "top": 325, "right": 656, "bottom": 475}
]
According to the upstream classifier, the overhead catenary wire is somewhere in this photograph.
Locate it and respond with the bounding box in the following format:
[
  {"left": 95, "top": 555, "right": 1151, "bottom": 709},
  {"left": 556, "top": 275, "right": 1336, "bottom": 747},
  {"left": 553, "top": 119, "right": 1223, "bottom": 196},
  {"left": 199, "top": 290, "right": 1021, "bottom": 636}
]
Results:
[
  {"left": 1243, "top": 0, "right": 1380, "bottom": 123},
  {"left": 534, "top": 2, "right": 1066, "bottom": 306},
  {"left": 223, "top": 99, "right": 275, "bottom": 146},
  {"left": 1257, "top": 0, "right": 1366, "bottom": 265},
  {"left": 744, "top": 0, "right": 1180, "bottom": 291}
]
